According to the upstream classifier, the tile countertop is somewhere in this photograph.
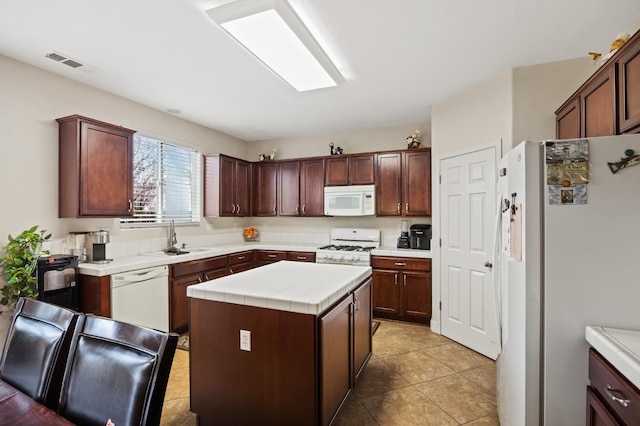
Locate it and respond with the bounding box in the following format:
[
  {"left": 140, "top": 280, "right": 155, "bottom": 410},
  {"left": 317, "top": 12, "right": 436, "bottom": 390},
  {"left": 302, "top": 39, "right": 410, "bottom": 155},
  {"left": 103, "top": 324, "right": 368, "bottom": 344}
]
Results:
[
  {"left": 187, "top": 261, "right": 372, "bottom": 315},
  {"left": 77, "top": 242, "right": 431, "bottom": 276},
  {"left": 586, "top": 326, "right": 640, "bottom": 389},
  {"left": 371, "top": 246, "right": 432, "bottom": 258}
]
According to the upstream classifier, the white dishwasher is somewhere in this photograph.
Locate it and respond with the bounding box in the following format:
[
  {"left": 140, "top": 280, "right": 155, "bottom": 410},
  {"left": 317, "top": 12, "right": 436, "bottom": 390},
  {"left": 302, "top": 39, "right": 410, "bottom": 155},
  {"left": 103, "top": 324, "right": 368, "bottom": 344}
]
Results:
[{"left": 110, "top": 265, "right": 169, "bottom": 332}]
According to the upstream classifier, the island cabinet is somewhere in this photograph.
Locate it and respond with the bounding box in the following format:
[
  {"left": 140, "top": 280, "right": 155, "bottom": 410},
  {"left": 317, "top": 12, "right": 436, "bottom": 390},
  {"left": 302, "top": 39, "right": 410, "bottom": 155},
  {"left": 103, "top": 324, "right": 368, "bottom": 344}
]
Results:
[
  {"left": 325, "top": 154, "right": 375, "bottom": 186},
  {"left": 376, "top": 149, "right": 431, "bottom": 217},
  {"left": 252, "top": 161, "right": 278, "bottom": 216},
  {"left": 56, "top": 115, "right": 135, "bottom": 218},
  {"left": 188, "top": 262, "right": 372, "bottom": 426},
  {"left": 587, "top": 348, "right": 640, "bottom": 425},
  {"left": 371, "top": 256, "right": 431, "bottom": 324},
  {"left": 78, "top": 274, "right": 111, "bottom": 316},
  {"left": 203, "top": 154, "right": 250, "bottom": 217},
  {"left": 278, "top": 159, "right": 325, "bottom": 216},
  {"left": 169, "top": 255, "right": 228, "bottom": 332}
]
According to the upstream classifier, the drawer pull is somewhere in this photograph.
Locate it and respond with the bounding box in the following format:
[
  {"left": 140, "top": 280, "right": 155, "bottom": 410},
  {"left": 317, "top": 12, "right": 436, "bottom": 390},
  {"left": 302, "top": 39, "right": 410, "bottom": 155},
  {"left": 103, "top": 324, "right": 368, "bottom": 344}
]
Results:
[
  {"left": 297, "top": 256, "right": 306, "bottom": 260},
  {"left": 238, "top": 256, "right": 245, "bottom": 260},
  {"left": 605, "top": 385, "right": 631, "bottom": 408},
  {"left": 395, "top": 262, "right": 406, "bottom": 266},
  {"left": 268, "top": 254, "right": 277, "bottom": 258}
]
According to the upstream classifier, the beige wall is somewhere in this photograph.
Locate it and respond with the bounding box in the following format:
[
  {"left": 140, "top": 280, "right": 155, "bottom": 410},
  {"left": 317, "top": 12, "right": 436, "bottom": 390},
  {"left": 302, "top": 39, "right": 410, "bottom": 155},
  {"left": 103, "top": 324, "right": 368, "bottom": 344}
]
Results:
[
  {"left": 0, "top": 54, "right": 246, "bottom": 247},
  {"left": 512, "top": 57, "right": 595, "bottom": 145},
  {"left": 248, "top": 121, "right": 431, "bottom": 161}
]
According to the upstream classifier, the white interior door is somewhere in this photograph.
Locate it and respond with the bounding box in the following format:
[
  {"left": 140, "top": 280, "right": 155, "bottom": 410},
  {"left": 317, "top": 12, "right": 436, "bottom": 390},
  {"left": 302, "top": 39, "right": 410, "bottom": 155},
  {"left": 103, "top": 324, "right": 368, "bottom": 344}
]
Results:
[{"left": 440, "top": 146, "right": 500, "bottom": 359}]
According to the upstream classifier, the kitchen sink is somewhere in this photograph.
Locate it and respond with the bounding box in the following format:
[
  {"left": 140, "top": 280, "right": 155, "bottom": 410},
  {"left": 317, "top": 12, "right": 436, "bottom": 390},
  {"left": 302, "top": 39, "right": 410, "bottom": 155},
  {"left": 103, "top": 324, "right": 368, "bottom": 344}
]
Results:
[{"left": 140, "top": 247, "right": 221, "bottom": 257}]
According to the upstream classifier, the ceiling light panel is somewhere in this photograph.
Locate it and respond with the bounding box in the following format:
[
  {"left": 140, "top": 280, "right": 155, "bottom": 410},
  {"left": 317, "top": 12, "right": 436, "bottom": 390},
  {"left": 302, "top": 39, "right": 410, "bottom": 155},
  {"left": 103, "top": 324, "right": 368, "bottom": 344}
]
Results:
[{"left": 206, "top": 0, "right": 344, "bottom": 92}]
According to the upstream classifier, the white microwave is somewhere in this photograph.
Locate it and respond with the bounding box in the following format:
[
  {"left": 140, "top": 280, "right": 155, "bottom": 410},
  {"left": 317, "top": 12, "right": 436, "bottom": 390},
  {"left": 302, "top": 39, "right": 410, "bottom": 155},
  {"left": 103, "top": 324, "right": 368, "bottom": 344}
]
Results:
[{"left": 324, "top": 185, "right": 376, "bottom": 216}]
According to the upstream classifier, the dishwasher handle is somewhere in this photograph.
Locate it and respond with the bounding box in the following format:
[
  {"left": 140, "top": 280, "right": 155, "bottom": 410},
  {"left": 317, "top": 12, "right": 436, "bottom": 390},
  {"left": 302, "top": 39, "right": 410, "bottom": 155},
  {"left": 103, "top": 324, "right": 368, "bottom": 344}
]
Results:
[{"left": 111, "top": 266, "right": 168, "bottom": 286}]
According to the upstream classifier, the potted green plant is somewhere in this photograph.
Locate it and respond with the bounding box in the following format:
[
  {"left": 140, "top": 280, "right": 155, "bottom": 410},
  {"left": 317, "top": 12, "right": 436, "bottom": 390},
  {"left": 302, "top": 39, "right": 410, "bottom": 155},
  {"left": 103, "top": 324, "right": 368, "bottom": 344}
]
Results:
[{"left": 0, "top": 225, "right": 51, "bottom": 311}]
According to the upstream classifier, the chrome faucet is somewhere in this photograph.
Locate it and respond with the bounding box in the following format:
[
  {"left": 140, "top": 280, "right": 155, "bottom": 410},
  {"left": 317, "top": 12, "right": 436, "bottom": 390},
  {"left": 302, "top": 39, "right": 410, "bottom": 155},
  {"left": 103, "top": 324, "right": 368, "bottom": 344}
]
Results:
[{"left": 166, "top": 219, "right": 177, "bottom": 250}]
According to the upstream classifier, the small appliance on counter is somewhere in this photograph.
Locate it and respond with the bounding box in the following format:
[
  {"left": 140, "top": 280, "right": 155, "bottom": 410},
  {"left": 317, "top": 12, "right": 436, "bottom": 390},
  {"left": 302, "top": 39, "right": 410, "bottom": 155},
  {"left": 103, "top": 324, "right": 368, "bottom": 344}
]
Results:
[
  {"left": 36, "top": 254, "right": 79, "bottom": 310},
  {"left": 86, "top": 229, "right": 112, "bottom": 263},
  {"left": 397, "top": 220, "right": 410, "bottom": 249},
  {"left": 410, "top": 224, "right": 431, "bottom": 250}
]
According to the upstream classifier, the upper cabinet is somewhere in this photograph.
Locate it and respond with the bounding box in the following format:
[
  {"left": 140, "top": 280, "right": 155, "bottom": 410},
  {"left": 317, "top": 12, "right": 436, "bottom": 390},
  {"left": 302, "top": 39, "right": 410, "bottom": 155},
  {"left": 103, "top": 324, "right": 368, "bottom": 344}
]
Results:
[
  {"left": 325, "top": 154, "right": 375, "bottom": 186},
  {"left": 57, "top": 115, "right": 135, "bottom": 218},
  {"left": 278, "top": 159, "right": 325, "bottom": 216},
  {"left": 556, "top": 30, "right": 640, "bottom": 138},
  {"left": 618, "top": 36, "right": 640, "bottom": 133},
  {"left": 252, "top": 161, "right": 278, "bottom": 216},
  {"left": 376, "top": 149, "right": 431, "bottom": 217},
  {"left": 204, "top": 154, "right": 250, "bottom": 217}
]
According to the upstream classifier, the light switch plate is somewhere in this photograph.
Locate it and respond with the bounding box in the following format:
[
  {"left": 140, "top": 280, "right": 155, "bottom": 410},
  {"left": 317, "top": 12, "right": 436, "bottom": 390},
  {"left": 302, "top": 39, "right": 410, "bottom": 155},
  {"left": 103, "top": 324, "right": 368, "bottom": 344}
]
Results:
[{"left": 240, "top": 329, "right": 251, "bottom": 351}]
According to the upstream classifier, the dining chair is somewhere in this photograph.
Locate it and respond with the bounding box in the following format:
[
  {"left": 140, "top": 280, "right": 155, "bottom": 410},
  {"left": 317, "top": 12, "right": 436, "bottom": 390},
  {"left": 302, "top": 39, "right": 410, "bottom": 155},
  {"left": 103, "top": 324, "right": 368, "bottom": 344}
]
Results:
[
  {"left": 0, "top": 297, "right": 81, "bottom": 410},
  {"left": 57, "top": 315, "right": 178, "bottom": 426}
]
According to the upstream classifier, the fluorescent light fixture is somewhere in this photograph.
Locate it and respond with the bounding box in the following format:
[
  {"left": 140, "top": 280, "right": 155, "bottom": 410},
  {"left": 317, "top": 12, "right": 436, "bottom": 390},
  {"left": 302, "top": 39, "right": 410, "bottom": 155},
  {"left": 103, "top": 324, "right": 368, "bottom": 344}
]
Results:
[{"left": 206, "top": 0, "right": 344, "bottom": 91}]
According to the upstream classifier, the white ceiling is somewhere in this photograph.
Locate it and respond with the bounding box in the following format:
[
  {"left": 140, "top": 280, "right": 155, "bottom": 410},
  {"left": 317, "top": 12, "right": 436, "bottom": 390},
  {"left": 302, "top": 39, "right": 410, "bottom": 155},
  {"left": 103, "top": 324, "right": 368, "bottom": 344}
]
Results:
[{"left": 1, "top": 1, "right": 639, "bottom": 141}]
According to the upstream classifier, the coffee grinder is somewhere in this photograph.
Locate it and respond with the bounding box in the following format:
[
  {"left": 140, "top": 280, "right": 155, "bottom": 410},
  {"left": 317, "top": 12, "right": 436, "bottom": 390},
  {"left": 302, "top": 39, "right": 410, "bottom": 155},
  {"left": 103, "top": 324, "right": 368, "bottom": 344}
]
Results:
[
  {"left": 397, "top": 220, "right": 410, "bottom": 249},
  {"left": 86, "top": 229, "right": 112, "bottom": 263}
]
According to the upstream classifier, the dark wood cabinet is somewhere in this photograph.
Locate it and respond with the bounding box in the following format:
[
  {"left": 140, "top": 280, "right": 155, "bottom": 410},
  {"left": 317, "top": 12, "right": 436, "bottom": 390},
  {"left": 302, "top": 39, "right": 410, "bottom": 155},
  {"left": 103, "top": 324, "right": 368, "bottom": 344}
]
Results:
[
  {"left": 372, "top": 256, "right": 431, "bottom": 324},
  {"left": 287, "top": 251, "right": 316, "bottom": 262},
  {"left": 78, "top": 274, "right": 111, "bottom": 316},
  {"left": 325, "top": 154, "right": 374, "bottom": 186},
  {"left": 582, "top": 64, "right": 616, "bottom": 137},
  {"left": 556, "top": 96, "right": 581, "bottom": 140},
  {"left": 169, "top": 255, "right": 228, "bottom": 332},
  {"left": 556, "top": 29, "right": 640, "bottom": 138},
  {"left": 618, "top": 36, "right": 640, "bottom": 133},
  {"left": 257, "top": 250, "right": 287, "bottom": 266},
  {"left": 376, "top": 150, "right": 431, "bottom": 217},
  {"left": 252, "top": 161, "right": 278, "bottom": 216},
  {"left": 204, "top": 154, "right": 250, "bottom": 217},
  {"left": 587, "top": 348, "right": 640, "bottom": 426},
  {"left": 56, "top": 115, "right": 135, "bottom": 218},
  {"left": 228, "top": 250, "right": 255, "bottom": 274},
  {"left": 352, "top": 279, "right": 372, "bottom": 382},
  {"left": 278, "top": 159, "right": 325, "bottom": 216}
]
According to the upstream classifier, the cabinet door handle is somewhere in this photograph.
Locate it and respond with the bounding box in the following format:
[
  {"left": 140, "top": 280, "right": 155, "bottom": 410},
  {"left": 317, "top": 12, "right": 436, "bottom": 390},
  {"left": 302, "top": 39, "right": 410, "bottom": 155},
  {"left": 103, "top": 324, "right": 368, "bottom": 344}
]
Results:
[
  {"left": 204, "top": 274, "right": 209, "bottom": 281},
  {"left": 274, "top": 205, "right": 277, "bottom": 214},
  {"left": 395, "top": 262, "right": 406, "bottom": 266},
  {"left": 397, "top": 203, "right": 401, "bottom": 213},
  {"left": 198, "top": 276, "right": 203, "bottom": 283},
  {"left": 405, "top": 202, "right": 409, "bottom": 213},
  {"left": 296, "top": 205, "right": 299, "bottom": 214},
  {"left": 403, "top": 275, "right": 407, "bottom": 286},
  {"left": 237, "top": 204, "right": 241, "bottom": 214},
  {"left": 231, "top": 204, "right": 236, "bottom": 214},
  {"left": 605, "top": 385, "right": 631, "bottom": 408},
  {"left": 229, "top": 268, "right": 234, "bottom": 274},
  {"left": 128, "top": 199, "right": 132, "bottom": 212},
  {"left": 394, "top": 274, "right": 398, "bottom": 285}
]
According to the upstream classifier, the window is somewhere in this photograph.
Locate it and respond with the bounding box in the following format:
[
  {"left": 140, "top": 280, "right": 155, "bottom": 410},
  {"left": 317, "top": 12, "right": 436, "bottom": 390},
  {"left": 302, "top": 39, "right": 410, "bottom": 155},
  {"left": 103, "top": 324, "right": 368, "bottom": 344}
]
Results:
[{"left": 120, "top": 134, "right": 201, "bottom": 227}]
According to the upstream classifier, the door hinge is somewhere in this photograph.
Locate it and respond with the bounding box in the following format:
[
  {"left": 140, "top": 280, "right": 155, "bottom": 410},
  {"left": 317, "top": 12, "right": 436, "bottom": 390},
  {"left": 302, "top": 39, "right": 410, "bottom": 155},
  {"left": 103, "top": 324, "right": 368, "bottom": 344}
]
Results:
[
  {"left": 439, "top": 174, "right": 442, "bottom": 184},
  {"left": 439, "top": 301, "right": 442, "bottom": 310},
  {"left": 439, "top": 238, "right": 442, "bottom": 247}
]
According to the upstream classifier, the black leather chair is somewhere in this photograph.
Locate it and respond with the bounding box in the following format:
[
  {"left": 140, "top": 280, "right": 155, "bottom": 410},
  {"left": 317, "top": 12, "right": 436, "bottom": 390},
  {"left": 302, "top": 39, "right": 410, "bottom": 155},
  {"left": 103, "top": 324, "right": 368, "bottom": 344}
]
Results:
[
  {"left": 0, "top": 297, "right": 81, "bottom": 410},
  {"left": 57, "top": 315, "right": 178, "bottom": 426}
]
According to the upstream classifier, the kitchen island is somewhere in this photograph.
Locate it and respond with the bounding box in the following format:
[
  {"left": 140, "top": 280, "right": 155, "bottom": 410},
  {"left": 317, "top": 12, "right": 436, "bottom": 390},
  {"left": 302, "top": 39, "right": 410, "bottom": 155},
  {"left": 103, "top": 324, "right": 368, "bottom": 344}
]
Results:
[{"left": 187, "top": 261, "right": 373, "bottom": 426}]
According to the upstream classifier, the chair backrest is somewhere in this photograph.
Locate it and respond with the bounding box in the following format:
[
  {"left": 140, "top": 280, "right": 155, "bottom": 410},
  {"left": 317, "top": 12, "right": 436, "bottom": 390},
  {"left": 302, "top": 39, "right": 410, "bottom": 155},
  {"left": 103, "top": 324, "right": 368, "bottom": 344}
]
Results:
[
  {"left": 0, "top": 297, "right": 81, "bottom": 410},
  {"left": 57, "top": 315, "right": 178, "bottom": 426}
]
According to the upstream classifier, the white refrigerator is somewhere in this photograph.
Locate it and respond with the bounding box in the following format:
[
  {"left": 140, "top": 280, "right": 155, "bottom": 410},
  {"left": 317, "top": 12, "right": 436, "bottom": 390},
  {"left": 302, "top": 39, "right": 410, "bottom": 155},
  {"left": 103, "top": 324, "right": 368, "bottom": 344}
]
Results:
[{"left": 495, "top": 134, "right": 640, "bottom": 425}]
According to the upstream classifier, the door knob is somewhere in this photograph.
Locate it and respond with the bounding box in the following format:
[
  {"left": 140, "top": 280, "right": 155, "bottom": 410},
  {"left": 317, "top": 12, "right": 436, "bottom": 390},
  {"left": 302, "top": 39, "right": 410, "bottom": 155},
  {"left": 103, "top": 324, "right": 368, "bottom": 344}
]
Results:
[{"left": 484, "top": 261, "right": 493, "bottom": 268}]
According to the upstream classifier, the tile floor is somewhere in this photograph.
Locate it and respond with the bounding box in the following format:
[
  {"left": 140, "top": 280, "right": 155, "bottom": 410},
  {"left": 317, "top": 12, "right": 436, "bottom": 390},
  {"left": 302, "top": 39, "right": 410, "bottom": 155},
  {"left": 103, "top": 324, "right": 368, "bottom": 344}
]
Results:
[{"left": 160, "top": 319, "right": 499, "bottom": 425}]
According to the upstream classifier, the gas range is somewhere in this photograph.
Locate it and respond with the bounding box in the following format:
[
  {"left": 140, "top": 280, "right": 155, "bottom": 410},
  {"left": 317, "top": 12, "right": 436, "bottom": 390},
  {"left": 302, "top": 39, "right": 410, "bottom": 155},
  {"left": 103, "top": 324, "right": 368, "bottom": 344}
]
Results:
[{"left": 316, "top": 228, "right": 380, "bottom": 266}]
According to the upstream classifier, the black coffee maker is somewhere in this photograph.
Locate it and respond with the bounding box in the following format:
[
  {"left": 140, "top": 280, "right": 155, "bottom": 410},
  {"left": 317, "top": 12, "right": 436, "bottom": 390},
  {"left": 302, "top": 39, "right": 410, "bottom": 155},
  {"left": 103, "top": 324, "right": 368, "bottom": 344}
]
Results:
[
  {"left": 397, "top": 220, "right": 410, "bottom": 249},
  {"left": 410, "top": 224, "right": 431, "bottom": 250}
]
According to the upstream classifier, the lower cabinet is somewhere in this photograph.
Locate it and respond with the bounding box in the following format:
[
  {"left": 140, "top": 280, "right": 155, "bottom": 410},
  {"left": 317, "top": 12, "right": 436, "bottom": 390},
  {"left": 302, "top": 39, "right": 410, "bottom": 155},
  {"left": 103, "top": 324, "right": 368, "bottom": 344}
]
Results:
[
  {"left": 169, "top": 255, "right": 228, "bottom": 332},
  {"left": 257, "top": 249, "right": 287, "bottom": 266},
  {"left": 371, "top": 256, "right": 431, "bottom": 324},
  {"left": 587, "top": 348, "right": 640, "bottom": 425},
  {"left": 319, "top": 278, "right": 372, "bottom": 425},
  {"left": 78, "top": 274, "right": 111, "bottom": 316},
  {"left": 228, "top": 250, "right": 255, "bottom": 274},
  {"left": 287, "top": 251, "right": 316, "bottom": 262}
]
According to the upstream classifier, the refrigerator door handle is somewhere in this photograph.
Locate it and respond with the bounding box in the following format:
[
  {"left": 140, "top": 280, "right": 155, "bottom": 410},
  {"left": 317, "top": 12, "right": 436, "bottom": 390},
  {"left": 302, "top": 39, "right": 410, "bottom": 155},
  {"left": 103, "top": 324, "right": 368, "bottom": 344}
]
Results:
[{"left": 493, "top": 190, "right": 504, "bottom": 351}]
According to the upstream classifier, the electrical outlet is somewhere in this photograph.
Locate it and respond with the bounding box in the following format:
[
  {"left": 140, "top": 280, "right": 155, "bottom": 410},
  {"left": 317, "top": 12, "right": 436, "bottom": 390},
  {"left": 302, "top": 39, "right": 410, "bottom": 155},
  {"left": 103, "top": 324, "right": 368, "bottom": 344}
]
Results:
[{"left": 240, "top": 329, "right": 251, "bottom": 351}]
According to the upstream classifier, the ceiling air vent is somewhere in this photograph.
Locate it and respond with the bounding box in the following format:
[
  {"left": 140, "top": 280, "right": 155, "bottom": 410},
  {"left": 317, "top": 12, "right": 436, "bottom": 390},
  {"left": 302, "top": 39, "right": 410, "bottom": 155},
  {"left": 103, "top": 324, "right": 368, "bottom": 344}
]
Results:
[{"left": 45, "top": 51, "right": 99, "bottom": 74}]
